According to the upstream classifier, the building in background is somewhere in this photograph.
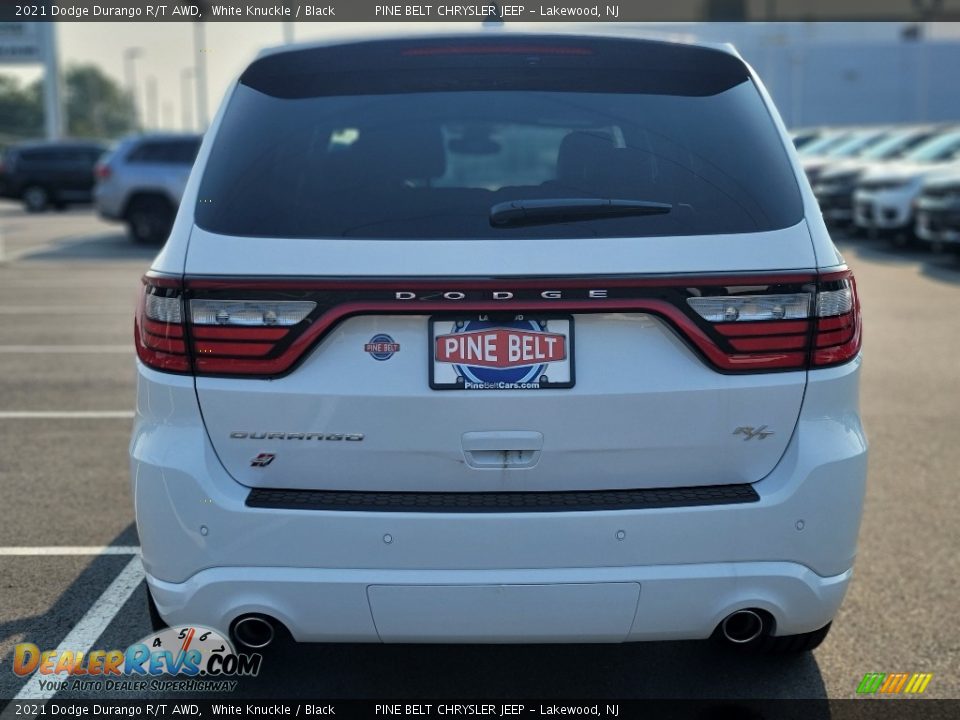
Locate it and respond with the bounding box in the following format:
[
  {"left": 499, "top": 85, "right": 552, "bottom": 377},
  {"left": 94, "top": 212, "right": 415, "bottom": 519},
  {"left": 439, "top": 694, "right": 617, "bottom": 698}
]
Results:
[{"left": 640, "top": 22, "right": 960, "bottom": 127}]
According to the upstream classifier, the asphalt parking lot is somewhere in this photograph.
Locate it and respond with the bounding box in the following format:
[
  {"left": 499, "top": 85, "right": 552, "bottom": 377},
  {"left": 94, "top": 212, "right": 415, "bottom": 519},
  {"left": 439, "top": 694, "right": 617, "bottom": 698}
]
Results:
[{"left": 0, "top": 200, "right": 958, "bottom": 702}]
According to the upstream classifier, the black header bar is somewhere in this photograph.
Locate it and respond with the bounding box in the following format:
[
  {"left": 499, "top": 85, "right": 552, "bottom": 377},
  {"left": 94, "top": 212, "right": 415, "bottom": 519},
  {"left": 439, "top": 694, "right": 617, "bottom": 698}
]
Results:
[
  {"left": 1, "top": 699, "right": 959, "bottom": 720},
  {"left": 3, "top": 0, "right": 960, "bottom": 23}
]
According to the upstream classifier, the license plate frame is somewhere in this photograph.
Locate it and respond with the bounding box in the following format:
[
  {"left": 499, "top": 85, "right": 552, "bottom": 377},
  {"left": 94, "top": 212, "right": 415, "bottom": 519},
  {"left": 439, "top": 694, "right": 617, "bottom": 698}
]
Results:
[{"left": 429, "top": 314, "right": 575, "bottom": 391}]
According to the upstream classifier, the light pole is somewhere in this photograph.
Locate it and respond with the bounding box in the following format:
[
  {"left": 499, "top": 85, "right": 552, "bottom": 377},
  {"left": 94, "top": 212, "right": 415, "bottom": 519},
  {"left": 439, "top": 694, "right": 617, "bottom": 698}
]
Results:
[
  {"left": 193, "top": 23, "right": 209, "bottom": 130},
  {"left": 146, "top": 76, "right": 158, "bottom": 131},
  {"left": 180, "top": 68, "right": 195, "bottom": 132},
  {"left": 123, "top": 47, "right": 143, "bottom": 130},
  {"left": 41, "top": 23, "right": 63, "bottom": 139}
]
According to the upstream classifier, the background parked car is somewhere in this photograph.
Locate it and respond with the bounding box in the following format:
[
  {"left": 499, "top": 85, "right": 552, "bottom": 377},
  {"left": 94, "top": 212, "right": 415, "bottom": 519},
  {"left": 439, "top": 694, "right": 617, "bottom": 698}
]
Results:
[
  {"left": 94, "top": 133, "right": 202, "bottom": 244},
  {"left": 800, "top": 126, "right": 890, "bottom": 184},
  {"left": 914, "top": 171, "right": 960, "bottom": 255},
  {"left": 790, "top": 127, "right": 829, "bottom": 151},
  {"left": 853, "top": 127, "right": 960, "bottom": 243},
  {"left": 0, "top": 140, "right": 107, "bottom": 212},
  {"left": 812, "top": 124, "right": 947, "bottom": 226}
]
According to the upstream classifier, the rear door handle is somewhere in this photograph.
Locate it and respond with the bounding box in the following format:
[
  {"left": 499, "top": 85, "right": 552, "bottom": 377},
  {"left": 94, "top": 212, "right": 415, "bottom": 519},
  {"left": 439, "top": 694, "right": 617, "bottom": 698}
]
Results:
[{"left": 461, "top": 431, "right": 543, "bottom": 469}]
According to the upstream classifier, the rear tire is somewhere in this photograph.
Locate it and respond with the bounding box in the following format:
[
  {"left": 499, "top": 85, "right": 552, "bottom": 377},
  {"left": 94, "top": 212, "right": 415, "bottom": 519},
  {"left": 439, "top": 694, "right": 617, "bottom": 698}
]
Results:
[
  {"left": 126, "top": 197, "right": 173, "bottom": 245},
  {"left": 22, "top": 185, "right": 49, "bottom": 213}
]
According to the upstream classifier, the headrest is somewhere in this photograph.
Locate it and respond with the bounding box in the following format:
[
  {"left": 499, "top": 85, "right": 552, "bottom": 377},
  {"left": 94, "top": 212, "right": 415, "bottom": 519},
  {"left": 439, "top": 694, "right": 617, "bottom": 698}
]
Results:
[
  {"left": 556, "top": 131, "right": 615, "bottom": 187},
  {"left": 352, "top": 123, "right": 446, "bottom": 183}
]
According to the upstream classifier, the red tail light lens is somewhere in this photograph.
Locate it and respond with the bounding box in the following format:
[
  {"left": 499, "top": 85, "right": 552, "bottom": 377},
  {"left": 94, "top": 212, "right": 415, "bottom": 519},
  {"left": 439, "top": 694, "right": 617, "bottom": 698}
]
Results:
[
  {"left": 135, "top": 276, "right": 189, "bottom": 373},
  {"left": 812, "top": 271, "right": 862, "bottom": 367},
  {"left": 94, "top": 163, "right": 111, "bottom": 181}
]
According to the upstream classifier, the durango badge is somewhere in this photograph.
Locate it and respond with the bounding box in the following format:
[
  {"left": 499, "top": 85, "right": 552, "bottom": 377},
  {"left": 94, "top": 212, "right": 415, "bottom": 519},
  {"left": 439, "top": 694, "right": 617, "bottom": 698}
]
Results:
[{"left": 430, "top": 315, "right": 574, "bottom": 391}]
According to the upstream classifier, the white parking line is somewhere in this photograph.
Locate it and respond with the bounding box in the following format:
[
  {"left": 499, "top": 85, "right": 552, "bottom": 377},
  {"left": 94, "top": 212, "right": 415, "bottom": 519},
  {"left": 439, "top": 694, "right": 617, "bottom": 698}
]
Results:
[
  {"left": 0, "top": 306, "right": 132, "bottom": 314},
  {"left": 12, "top": 555, "right": 145, "bottom": 701},
  {"left": 0, "top": 345, "right": 132, "bottom": 353},
  {"left": 0, "top": 411, "right": 135, "bottom": 419},
  {"left": 0, "top": 546, "right": 140, "bottom": 556}
]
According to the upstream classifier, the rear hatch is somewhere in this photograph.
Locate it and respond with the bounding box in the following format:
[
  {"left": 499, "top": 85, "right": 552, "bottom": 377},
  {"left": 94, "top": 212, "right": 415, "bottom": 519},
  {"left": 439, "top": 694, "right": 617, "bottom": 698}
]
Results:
[{"left": 180, "top": 35, "right": 815, "bottom": 492}]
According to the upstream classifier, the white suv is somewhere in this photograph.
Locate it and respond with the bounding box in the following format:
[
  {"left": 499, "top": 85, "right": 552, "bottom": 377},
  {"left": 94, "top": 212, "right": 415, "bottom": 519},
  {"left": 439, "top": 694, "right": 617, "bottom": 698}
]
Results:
[{"left": 132, "top": 31, "right": 867, "bottom": 654}]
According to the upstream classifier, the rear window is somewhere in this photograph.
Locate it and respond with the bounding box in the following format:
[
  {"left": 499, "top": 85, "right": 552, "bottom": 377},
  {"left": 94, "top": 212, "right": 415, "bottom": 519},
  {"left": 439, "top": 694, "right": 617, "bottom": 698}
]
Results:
[
  {"left": 196, "top": 37, "right": 802, "bottom": 239},
  {"left": 905, "top": 130, "right": 960, "bottom": 163},
  {"left": 18, "top": 146, "right": 104, "bottom": 164},
  {"left": 860, "top": 130, "right": 937, "bottom": 160},
  {"left": 128, "top": 139, "right": 201, "bottom": 165}
]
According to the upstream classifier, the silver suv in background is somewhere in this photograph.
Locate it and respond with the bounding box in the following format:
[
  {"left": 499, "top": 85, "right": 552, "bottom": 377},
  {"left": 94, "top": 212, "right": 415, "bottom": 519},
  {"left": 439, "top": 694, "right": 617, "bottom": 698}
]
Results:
[{"left": 94, "top": 134, "right": 202, "bottom": 243}]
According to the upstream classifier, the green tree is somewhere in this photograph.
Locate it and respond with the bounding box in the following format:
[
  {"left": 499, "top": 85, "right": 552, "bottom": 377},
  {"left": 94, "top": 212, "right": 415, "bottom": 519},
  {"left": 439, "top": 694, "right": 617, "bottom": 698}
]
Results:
[
  {"left": 1, "top": 64, "right": 137, "bottom": 144},
  {"left": 0, "top": 74, "right": 43, "bottom": 143},
  {"left": 58, "top": 64, "right": 137, "bottom": 139}
]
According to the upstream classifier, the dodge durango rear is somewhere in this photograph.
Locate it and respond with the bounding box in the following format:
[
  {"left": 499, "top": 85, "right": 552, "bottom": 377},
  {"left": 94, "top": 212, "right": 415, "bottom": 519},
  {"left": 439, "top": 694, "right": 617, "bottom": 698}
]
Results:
[{"left": 131, "top": 31, "right": 867, "bottom": 654}]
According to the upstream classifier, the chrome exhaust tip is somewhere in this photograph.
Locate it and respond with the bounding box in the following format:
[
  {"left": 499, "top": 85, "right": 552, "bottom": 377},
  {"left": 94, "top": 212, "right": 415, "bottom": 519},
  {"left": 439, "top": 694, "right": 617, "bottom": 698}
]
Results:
[
  {"left": 231, "top": 615, "right": 276, "bottom": 650},
  {"left": 721, "top": 609, "right": 765, "bottom": 644}
]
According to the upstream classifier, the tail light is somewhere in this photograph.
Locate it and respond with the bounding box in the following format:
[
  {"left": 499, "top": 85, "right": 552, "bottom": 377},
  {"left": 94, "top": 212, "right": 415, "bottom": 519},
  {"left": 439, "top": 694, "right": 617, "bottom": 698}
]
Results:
[
  {"left": 189, "top": 299, "right": 315, "bottom": 374},
  {"left": 135, "top": 276, "right": 189, "bottom": 372},
  {"left": 135, "top": 270, "right": 862, "bottom": 378},
  {"left": 812, "top": 271, "right": 862, "bottom": 367},
  {"left": 135, "top": 275, "right": 317, "bottom": 376},
  {"left": 94, "top": 162, "right": 111, "bottom": 181},
  {"left": 686, "top": 268, "right": 861, "bottom": 371}
]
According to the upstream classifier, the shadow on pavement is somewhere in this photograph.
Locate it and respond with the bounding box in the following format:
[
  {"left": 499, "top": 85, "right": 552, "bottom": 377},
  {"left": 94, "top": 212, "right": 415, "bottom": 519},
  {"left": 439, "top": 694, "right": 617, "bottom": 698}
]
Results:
[
  {"left": 18, "top": 233, "right": 159, "bottom": 262},
  {"left": 224, "top": 635, "right": 828, "bottom": 701},
  {"left": 0, "top": 524, "right": 140, "bottom": 699}
]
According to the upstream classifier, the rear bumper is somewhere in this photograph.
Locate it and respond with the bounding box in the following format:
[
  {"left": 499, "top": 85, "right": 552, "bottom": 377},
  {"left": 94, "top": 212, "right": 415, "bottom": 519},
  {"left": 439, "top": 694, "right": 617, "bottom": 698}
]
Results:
[
  {"left": 131, "top": 359, "right": 867, "bottom": 642},
  {"left": 93, "top": 185, "right": 124, "bottom": 220},
  {"left": 147, "top": 562, "right": 851, "bottom": 643}
]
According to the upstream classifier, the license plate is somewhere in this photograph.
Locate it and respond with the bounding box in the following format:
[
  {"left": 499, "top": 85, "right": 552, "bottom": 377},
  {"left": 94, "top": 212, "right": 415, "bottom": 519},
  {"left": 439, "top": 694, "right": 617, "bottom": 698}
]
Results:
[{"left": 430, "top": 315, "right": 575, "bottom": 391}]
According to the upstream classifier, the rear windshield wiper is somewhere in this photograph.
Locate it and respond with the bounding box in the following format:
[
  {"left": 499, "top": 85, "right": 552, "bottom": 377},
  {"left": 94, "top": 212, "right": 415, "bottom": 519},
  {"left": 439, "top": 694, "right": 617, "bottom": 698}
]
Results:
[{"left": 489, "top": 198, "right": 672, "bottom": 228}]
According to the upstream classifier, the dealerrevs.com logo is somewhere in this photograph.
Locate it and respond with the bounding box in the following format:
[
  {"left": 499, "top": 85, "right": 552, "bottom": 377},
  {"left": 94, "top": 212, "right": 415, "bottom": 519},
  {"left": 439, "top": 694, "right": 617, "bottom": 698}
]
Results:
[{"left": 13, "top": 626, "right": 261, "bottom": 693}]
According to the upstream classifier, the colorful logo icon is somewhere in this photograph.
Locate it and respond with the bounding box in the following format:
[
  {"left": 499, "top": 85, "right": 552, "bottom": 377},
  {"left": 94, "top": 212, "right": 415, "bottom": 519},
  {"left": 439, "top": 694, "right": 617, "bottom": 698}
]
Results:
[
  {"left": 856, "top": 672, "right": 933, "bottom": 695},
  {"left": 365, "top": 333, "right": 400, "bottom": 360}
]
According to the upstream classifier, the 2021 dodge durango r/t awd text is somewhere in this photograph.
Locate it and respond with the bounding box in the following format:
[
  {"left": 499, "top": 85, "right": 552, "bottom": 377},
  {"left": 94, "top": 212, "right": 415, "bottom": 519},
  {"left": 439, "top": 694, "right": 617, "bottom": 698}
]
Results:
[{"left": 131, "top": 32, "right": 867, "bottom": 654}]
